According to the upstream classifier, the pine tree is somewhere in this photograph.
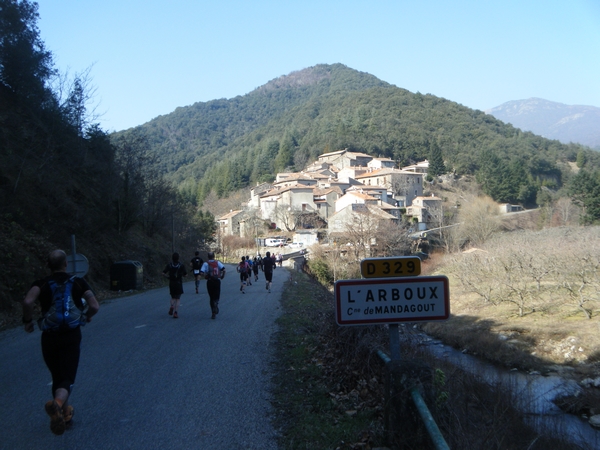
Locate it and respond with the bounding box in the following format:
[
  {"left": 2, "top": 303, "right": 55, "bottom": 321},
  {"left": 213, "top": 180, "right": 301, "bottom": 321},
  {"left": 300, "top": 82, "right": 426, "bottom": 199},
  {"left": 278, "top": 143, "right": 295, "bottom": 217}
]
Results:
[{"left": 428, "top": 141, "right": 446, "bottom": 177}]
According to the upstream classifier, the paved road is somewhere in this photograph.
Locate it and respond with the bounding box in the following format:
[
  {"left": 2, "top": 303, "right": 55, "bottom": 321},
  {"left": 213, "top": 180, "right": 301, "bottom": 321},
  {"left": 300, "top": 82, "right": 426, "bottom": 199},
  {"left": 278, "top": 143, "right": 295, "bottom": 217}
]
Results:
[{"left": 0, "top": 264, "right": 287, "bottom": 450}]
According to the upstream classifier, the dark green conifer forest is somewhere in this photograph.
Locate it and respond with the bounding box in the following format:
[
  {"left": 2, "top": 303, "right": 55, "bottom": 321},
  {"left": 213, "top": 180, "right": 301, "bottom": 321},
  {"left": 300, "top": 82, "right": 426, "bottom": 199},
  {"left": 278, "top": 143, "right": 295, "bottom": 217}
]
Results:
[{"left": 0, "top": 0, "right": 214, "bottom": 312}]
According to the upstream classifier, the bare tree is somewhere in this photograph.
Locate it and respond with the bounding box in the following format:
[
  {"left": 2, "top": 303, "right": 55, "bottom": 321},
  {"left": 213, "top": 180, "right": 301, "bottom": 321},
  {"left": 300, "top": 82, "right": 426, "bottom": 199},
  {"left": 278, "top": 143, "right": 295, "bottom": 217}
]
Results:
[
  {"left": 273, "top": 205, "right": 296, "bottom": 231},
  {"left": 557, "top": 252, "right": 600, "bottom": 319},
  {"left": 375, "top": 219, "right": 412, "bottom": 256},
  {"left": 554, "top": 197, "right": 579, "bottom": 226},
  {"left": 342, "top": 207, "right": 386, "bottom": 260},
  {"left": 457, "top": 195, "right": 501, "bottom": 247},
  {"left": 450, "top": 253, "right": 501, "bottom": 304}
]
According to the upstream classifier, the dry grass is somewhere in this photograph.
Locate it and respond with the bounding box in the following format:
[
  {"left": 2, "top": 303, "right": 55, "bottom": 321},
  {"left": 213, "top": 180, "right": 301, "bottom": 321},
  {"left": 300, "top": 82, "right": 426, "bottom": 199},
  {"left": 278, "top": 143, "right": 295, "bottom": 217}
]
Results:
[
  {"left": 422, "top": 226, "right": 600, "bottom": 374},
  {"left": 277, "top": 268, "right": 585, "bottom": 449},
  {"left": 417, "top": 226, "right": 600, "bottom": 427}
]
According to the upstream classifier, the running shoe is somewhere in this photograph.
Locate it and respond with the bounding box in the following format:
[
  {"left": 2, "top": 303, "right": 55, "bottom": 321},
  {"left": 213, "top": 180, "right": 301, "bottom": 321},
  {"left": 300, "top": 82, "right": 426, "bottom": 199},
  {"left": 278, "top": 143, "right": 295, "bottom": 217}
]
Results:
[
  {"left": 211, "top": 313, "right": 216, "bottom": 319},
  {"left": 63, "top": 405, "right": 74, "bottom": 427},
  {"left": 45, "top": 400, "right": 66, "bottom": 435},
  {"left": 173, "top": 311, "right": 178, "bottom": 319},
  {"left": 168, "top": 306, "right": 173, "bottom": 315}
]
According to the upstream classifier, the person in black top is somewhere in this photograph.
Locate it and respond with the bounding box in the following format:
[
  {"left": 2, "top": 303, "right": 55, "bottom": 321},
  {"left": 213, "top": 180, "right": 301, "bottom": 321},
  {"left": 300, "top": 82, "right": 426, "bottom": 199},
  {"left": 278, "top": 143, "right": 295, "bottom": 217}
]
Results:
[
  {"left": 21, "top": 249, "right": 99, "bottom": 435},
  {"left": 190, "top": 251, "right": 204, "bottom": 294},
  {"left": 163, "top": 252, "right": 187, "bottom": 318},
  {"left": 252, "top": 256, "right": 260, "bottom": 282},
  {"left": 263, "top": 251, "right": 275, "bottom": 293}
]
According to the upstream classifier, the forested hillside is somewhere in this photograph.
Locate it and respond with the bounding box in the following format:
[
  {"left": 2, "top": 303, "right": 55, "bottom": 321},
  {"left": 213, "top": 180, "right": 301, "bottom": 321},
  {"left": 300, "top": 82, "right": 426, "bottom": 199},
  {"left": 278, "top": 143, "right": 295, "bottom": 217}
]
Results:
[
  {"left": 120, "top": 64, "right": 600, "bottom": 214},
  {"left": 0, "top": 0, "right": 214, "bottom": 320}
]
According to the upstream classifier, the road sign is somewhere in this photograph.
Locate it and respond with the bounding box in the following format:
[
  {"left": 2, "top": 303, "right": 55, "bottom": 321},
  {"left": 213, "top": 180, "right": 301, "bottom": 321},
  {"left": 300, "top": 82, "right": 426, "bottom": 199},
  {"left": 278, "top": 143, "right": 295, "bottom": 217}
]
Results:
[
  {"left": 360, "top": 256, "right": 421, "bottom": 278},
  {"left": 335, "top": 276, "right": 449, "bottom": 326},
  {"left": 66, "top": 253, "right": 89, "bottom": 278}
]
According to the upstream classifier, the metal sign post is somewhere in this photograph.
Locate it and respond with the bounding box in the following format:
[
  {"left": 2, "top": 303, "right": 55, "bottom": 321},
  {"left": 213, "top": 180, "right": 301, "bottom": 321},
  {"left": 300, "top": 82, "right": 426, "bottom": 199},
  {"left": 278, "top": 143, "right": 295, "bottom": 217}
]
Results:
[{"left": 68, "top": 235, "right": 89, "bottom": 278}]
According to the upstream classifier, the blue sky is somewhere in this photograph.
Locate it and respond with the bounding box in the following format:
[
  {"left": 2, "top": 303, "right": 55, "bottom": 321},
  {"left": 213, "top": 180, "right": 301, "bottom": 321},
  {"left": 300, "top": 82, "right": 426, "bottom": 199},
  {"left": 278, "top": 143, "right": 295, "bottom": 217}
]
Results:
[{"left": 36, "top": 0, "right": 600, "bottom": 132}]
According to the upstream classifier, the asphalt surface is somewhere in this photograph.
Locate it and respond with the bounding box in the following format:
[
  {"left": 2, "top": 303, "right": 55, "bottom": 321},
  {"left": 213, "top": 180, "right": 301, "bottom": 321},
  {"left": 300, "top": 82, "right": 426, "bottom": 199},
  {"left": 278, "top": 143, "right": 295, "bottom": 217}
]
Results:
[{"left": 0, "top": 264, "right": 286, "bottom": 449}]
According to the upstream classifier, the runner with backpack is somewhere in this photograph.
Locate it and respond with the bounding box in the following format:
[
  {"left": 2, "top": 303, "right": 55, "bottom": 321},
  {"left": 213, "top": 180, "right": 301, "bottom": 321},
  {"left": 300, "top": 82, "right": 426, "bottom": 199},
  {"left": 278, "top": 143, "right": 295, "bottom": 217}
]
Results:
[
  {"left": 245, "top": 256, "right": 253, "bottom": 286},
  {"left": 21, "top": 249, "right": 100, "bottom": 435},
  {"left": 200, "top": 252, "right": 226, "bottom": 319},
  {"left": 237, "top": 256, "right": 249, "bottom": 293}
]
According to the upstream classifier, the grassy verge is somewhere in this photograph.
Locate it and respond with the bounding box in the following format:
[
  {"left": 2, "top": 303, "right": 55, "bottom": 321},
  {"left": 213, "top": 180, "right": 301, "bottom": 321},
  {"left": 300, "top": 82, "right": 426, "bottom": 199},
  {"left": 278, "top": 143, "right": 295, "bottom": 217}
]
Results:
[
  {"left": 271, "top": 270, "right": 386, "bottom": 449},
  {"left": 273, "top": 267, "right": 590, "bottom": 449}
]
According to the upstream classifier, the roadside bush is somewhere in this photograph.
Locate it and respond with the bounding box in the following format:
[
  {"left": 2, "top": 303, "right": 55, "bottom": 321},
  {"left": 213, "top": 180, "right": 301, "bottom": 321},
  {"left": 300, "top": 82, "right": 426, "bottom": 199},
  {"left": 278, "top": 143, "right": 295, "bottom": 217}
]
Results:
[{"left": 307, "top": 258, "right": 333, "bottom": 286}]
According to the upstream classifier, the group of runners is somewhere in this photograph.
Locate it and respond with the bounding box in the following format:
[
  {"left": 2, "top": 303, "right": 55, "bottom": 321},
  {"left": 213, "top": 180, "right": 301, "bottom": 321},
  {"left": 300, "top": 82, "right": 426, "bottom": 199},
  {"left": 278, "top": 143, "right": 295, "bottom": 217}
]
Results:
[
  {"left": 162, "top": 250, "right": 278, "bottom": 320},
  {"left": 237, "top": 252, "right": 277, "bottom": 294},
  {"left": 21, "top": 247, "right": 277, "bottom": 436}
]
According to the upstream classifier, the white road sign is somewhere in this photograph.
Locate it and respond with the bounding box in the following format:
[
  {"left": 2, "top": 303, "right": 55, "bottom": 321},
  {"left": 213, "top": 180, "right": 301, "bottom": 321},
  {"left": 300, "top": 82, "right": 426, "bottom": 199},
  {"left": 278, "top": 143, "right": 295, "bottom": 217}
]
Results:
[
  {"left": 335, "top": 276, "right": 450, "bottom": 326},
  {"left": 66, "top": 253, "right": 89, "bottom": 278}
]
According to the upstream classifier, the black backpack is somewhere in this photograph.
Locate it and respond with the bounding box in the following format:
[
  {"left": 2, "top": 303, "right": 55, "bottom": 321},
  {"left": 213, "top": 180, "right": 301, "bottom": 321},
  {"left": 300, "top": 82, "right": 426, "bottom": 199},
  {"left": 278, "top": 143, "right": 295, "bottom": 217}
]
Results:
[
  {"left": 169, "top": 262, "right": 184, "bottom": 281},
  {"left": 39, "top": 276, "right": 86, "bottom": 331}
]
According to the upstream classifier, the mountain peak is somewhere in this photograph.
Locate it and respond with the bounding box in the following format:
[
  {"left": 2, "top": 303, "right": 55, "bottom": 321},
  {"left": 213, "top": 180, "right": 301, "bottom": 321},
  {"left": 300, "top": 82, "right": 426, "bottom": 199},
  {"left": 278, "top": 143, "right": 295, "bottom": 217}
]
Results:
[
  {"left": 258, "top": 64, "right": 337, "bottom": 92},
  {"left": 486, "top": 98, "right": 600, "bottom": 148},
  {"left": 254, "top": 63, "right": 389, "bottom": 94}
]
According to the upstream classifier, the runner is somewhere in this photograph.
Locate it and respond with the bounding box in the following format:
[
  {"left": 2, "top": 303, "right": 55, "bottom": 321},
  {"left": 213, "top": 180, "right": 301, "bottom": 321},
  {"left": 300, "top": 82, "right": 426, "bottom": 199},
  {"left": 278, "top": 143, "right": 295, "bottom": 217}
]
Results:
[
  {"left": 237, "top": 256, "right": 249, "bottom": 293},
  {"left": 200, "top": 252, "right": 226, "bottom": 319},
  {"left": 263, "top": 251, "right": 275, "bottom": 293},
  {"left": 252, "top": 256, "right": 259, "bottom": 282},
  {"left": 190, "top": 251, "right": 204, "bottom": 294},
  {"left": 21, "top": 249, "right": 100, "bottom": 435},
  {"left": 246, "top": 256, "right": 253, "bottom": 286},
  {"left": 163, "top": 252, "right": 187, "bottom": 319}
]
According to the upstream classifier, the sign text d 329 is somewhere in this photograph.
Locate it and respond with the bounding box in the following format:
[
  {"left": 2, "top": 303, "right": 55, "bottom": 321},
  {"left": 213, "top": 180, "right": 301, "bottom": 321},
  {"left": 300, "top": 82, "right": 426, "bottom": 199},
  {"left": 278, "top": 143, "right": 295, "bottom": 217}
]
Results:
[{"left": 360, "top": 256, "right": 421, "bottom": 278}]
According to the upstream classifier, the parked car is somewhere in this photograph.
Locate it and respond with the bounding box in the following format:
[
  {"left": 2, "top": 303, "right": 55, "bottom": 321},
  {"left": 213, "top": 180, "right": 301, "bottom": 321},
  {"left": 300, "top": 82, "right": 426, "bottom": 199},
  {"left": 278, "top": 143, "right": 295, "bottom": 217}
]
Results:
[
  {"left": 265, "top": 238, "right": 287, "bottom": 247},
  {"left": 287, "top": 242, "right": 304, "bottom": 248}
]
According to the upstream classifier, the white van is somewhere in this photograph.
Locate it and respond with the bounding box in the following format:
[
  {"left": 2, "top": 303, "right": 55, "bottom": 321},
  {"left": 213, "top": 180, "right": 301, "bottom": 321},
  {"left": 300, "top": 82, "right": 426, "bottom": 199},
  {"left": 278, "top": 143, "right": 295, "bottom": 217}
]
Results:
[{"left": 265, "top": 238, "right": 286, "bottom": 247}]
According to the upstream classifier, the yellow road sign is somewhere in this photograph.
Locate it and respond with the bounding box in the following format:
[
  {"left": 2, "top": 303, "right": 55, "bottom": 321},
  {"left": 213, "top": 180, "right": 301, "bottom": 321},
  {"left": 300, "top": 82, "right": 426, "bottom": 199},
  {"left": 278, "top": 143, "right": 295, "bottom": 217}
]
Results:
[{"left": 360, "top": 256, "right": 421, "bottom": 278}]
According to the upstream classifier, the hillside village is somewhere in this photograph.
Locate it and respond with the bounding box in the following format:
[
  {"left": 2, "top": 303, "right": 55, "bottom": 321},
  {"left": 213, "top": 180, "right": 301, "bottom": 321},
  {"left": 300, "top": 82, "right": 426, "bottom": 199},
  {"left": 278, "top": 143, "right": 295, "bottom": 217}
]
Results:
[{"left": 216, "top": 149, "right": 443, "bottom": 247}]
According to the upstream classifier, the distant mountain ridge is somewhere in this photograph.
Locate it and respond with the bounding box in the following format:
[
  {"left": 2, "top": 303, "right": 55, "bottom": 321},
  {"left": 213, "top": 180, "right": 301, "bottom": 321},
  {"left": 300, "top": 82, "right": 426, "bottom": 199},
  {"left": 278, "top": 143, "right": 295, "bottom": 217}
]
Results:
[{"left": 485, "top": 98, "right": 600, "bottom": 149}]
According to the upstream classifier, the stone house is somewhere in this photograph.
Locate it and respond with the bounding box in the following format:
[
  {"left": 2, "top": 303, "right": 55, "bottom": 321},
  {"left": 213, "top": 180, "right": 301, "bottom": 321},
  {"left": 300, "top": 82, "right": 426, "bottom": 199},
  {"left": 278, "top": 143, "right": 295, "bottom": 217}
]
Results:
[
  {"left": 406, "top": 195, "right": 443, "bottom": 226},
  {"left": 217, "top": 210, "right": 245, "bottom": 236},
  {"left": 355, "top": 168, "right": 424, "bottom": 207},
  {"left": 317, "top": 149, "right": 374, "bottom": 170},
  {"left": 328, "top": 203, "right": 397, "bottom": 234},
  {"left": 368, "top": 157, "right": 395, "bottom": 169}
]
